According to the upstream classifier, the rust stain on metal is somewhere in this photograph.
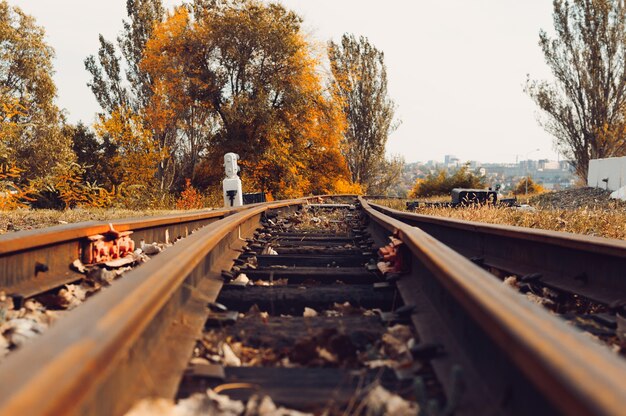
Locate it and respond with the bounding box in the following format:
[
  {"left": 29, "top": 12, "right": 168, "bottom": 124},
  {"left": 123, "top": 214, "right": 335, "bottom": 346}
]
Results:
[
  {"left": 83, "top": 224, "right": 135, "bottom": 265},
  {"left": 377, "top": 234, "right": 408, "bottom": 275}
]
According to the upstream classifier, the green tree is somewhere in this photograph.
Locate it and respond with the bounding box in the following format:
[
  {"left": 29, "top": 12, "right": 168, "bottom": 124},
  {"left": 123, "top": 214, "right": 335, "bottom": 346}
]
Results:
[
  {"left": 0, "top": 1, "right": 72, "bottom": 178},
  {"left": 64, "top": 122, "right": 119, "bottom": 189},
  {"left": 527, "top": 0, "right": 626, "bottom": 179},
  {"left": 84, "top": 0, "right": 165, "bottom": 114},
  {"left": 328, "top": 34, "right": 398, "bottom": 191}
]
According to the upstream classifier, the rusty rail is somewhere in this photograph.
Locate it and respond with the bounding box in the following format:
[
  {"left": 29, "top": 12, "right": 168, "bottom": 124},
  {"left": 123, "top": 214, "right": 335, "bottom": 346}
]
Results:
[
  {"left": 0, "top": 204, "right": 262, "bottom": 299},
  {"left": 0, "top": 198, "right": 307, "bottom": 415},
  {"left": 367, "top": 200, "right": 626, "bottom": 305},
  {"left": 361, "top": 197, "right": 626, "bottom": 415}
]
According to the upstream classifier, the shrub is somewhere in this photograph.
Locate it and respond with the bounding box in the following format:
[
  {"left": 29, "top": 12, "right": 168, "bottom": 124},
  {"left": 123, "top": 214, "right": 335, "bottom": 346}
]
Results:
[
  {"left": 0, "top": 164, "right": 36, "bottom": 210},
  {"left": 409, "top": 164, "right": 486, "bottom": 198},
  {"left": 332, "top": 178, "right": 363, "bottom": 195},
  {"left": 513, "top": 177, "right": 545, "bottom": 195},
  {"left": 176, "top": 179, "right": 204, "bottom": 210},
  {"left": 31, "top": 162, "right": 113, "bottom": 209}
]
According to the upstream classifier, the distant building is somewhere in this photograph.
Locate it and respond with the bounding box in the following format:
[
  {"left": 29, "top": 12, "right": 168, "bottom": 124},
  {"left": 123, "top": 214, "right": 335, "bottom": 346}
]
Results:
[{"left": 444, "top": 154, "right": 460, "bottom": 168}]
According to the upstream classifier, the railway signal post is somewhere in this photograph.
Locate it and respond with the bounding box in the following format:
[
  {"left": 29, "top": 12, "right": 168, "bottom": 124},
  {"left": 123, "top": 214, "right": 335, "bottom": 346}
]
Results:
[{"left": 223, "top": 152, "right": 243, "bottom": 207}]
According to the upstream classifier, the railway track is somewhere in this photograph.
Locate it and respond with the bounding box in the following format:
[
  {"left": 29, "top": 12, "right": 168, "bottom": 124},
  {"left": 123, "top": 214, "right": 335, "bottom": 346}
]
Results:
[
  {"left": 0, "top": 204, "right": 256, "bottom": 299},
  {"left": 367, "top": 200, "right": 626, "bottom": 344},
  {"left": 0, "top": 196, "right": 625, "bottom": 415}
]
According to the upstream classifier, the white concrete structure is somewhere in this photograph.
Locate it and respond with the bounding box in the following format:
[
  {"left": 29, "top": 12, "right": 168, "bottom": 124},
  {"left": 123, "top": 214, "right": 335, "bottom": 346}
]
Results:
[
  {"left": 223, "top": 152, "right": 243, "bottom": 207},
  {"left": 587, "top": 156, "right": 626, "bottom": 191},
  {"left": 611, "top": 186, "right": 626, "bottom": 201}
]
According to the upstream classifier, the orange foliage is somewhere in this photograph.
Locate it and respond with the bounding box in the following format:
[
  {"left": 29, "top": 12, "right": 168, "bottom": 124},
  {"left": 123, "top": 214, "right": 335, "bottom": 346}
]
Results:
[
  {"left": 513, "top": 177, "right": 546, "bottom": 196},
  {"left": 176, "top": 178, "right": 204, "bottom": 210},
  {"left": 0, "top": 163, "right": 114, "bottom": 210},
  {"left": 332, "top": 178, "right": 363, "bottom": 195},
  {"left": 0, "top": 164, "right": 35, "bottom": 210},
  {"left": 225, "top": 33, "right": 353, "bottom": 198},
  {"left": 0, "top": 96, "right": 27, "bottom": 121},
  {"left": 141, "top": 4, "right": 353, "bottom": 199},
  {"left": 141, "top": 7, "right": 191, "bottom": 134},
  {"left": 42, "top": 163, "right": 114, "bottom": 209}
]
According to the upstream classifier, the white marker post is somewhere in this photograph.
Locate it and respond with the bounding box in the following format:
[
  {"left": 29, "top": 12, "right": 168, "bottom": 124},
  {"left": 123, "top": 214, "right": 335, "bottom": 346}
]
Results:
[{"left": 223, "top": 152, "right": 243, "bottom": 208}]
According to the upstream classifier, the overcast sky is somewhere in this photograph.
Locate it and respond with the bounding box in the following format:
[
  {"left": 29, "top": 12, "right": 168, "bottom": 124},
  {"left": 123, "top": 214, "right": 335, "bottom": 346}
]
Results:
[{"left": 8, "top": 0, "right": 558, "bottom": 164}]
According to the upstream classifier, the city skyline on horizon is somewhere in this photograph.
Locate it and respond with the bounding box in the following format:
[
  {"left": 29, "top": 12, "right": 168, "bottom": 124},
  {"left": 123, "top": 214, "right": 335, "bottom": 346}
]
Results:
[{"left": 407, "top": 153, "right": 570, "bottom": 166}]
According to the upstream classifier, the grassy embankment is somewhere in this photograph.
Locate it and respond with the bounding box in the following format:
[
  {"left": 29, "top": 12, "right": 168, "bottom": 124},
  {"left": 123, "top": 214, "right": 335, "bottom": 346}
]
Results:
[
  {"left": 3, "top": 189, "right": 626, "bottom": 241},
  {"left": 0, "top": 208, "right": 213, "bottom": 235},
  {"left": 372, "top": 191, "right": 626, "bottom": 241}
]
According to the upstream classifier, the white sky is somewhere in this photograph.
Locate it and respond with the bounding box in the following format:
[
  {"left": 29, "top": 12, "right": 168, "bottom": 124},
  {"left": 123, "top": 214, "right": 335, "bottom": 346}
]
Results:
[{"left": 7, "top": 0, "right": 558, "bottom": 164}]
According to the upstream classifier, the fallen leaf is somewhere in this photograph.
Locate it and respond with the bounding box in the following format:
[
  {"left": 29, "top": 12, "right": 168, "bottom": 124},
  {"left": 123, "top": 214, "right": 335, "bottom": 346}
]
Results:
[
  {"left": 205, "top": 389, "right": 245, "bottom": 415},
  {"left": 71, "top": 259, "right": 87, "bottom": 274},
  {"left": 87, "top": 267, "right": 116, "bottom": 286},
  {"left": 526, "top": 292, "right": 554, "bottom": 307},
  {"left": 104, "top": 255, "right": 136, "bottom": 268},
  {"left": 363, "top": 384, "right": 419, "bottom": 416},
  {"left": 317, "top": 347, "right": 338, "bottom": 363},
  {"left": 261, "top": 245, "right": 278, "bottom": 255},
  {"left": 233, "top": 273, "right": 251, "bottom": 285},
  {"left": 222, "top": 343, "right": 241, "bottom": 366},
  {"left": 140, "top": 240, "right": 162, "bottom": 255},
  {"left": 245, "top": 394, "right": 313, "bottom": 416},
  {"left": 2, "top": 318, "right": 46, "bottom": 348},
  {"left": 503, "top": 276, "right": 519, "bottom": 288}
]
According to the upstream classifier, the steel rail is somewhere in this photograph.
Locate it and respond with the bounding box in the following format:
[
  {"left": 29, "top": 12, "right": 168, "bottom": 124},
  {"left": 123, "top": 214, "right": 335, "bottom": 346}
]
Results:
[
  {"left": 0, "top": 197, "right": 307, "bottom": 416},
  {"left": 367, "top": 200, "right": 626, "bottom": 305},
  {"left": 360, "top": 197, "right": 626, "bottom": 415},
  {"left": 0, "top": 204, "right": 263, "bottom": 298}
]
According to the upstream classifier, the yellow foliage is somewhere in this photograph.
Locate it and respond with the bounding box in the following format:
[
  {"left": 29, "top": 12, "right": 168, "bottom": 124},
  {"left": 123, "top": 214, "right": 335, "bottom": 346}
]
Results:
[
  {"left": 0, "top": 96, "right": 27, "bottom": 120},
  {"left": 0, "top": 164, "right": 35, "bottom": 210},
  {"left": 512, "top": 177, "right": 546, "bottom": 196},
  {"left": 410, "top": 165, "right": 486, "bottom": 198},
  {"left": 141, "top": 7, "right": 191, "bottom": 135},
  {"left": 332, "top": 178, "right": 363, "bottom": 195},
  {"left": 94, "top": 107, "right": 164, "bottom": 187},
  {"left": 33, "top": 162, "right": 114, "bottom": 209}
]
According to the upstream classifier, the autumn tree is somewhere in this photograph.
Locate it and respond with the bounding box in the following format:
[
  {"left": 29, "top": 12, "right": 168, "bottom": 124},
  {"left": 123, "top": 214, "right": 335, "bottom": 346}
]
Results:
[
  {"left": 94, "top": 107, "right": 163, "bottom": 187},
  {"left": 0, "top": 1, "right": 72, "bottom": 178},
  {"left": 513, "top": 176, "right": 545, "bottom": 196},
  {"left": 328, "top": 34, "right": 398, "bottom": 193},
  {"left": 367, "top": 155, "right": 405, "bottom": 196},
  {"left": 84, "top": 0, "right": 165, "bottom": 114},
  {"left": 140, "top": 7, "right": 215, "bottom": 186},
  {"left": 527, "top": 0, "right": 626, "bottom": 179},
  {"left": 142, "top": 1, "right": 354, "bottom": 198},
  {"left": 84, "top": 0, "right": 175, "bottom": 191}
]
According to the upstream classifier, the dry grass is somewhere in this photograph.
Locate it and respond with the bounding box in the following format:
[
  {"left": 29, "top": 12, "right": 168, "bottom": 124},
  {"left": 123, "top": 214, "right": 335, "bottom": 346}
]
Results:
[
  {"left": 372, "top": 198, "right": 626, "bottom": 241},
  {"left": 5, "top": 190, "right": 626, "bottom": 241},
  {"left": 0, "top": 207, "right": 216, "bottom": 235}
]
